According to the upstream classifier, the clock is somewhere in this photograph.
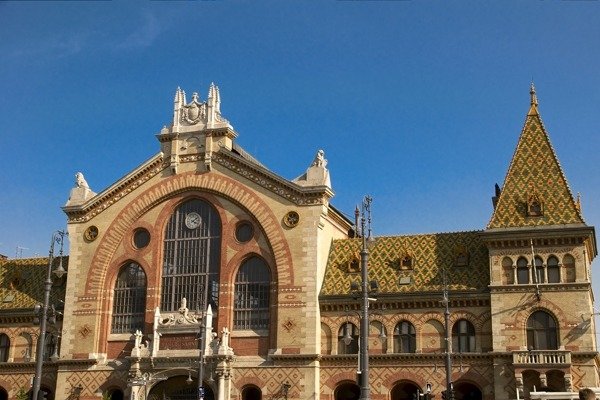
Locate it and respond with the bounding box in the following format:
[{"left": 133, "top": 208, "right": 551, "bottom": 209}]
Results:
[{"left": 185, "top": 212, "right": 201, "bottom": 229}]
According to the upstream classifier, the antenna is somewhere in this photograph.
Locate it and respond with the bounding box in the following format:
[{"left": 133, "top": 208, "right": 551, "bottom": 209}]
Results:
[{"left": 15, "top": 246, "right": 28, "bottom": 258}]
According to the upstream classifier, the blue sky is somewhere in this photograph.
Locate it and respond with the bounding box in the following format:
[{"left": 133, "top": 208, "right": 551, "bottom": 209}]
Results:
[{"left": 0, "top": 1, "right": 598, "bottom": 266}]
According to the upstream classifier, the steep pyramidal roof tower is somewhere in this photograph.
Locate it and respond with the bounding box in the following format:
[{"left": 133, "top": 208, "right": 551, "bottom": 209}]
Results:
[{"left": 487, "top": 84, "right": 585, "bottom": 229}]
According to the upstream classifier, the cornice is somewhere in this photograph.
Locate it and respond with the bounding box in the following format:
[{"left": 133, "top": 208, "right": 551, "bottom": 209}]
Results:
[
  {"left": 320, "top": 292, "right": 490, "bottom": 313},
  {"left": 213, "top": 150, "right": 334, "bottom": 205},
  {"left": 489, "top": 282, "right": 590, "bottom": 294},
  {"left": 63, "top": 146, "right": 336, "bottom": 223}
]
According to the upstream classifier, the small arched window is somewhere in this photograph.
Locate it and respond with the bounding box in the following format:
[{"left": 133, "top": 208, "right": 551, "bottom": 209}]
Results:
[
  {"left": 547, "top": 256, "right": 560, "bottom": 283},
  {"left": 234, "top": 257, "right": 271, "bottom": 331},
  {"left": 338, "top": 322, "right": 359, "bottom": 354},
  {"left": 534, "top": 256, "right": 544, "bottom": 284},
  {"left": 394, "top": 321, "right": 416, "bottom": 353},
  {"left": 517, "top": 257, "right": 529, "bottom": 284},
  {"left": 452, "top": 319, "right": 475, "bottom": 353},
  {"left": 527, "top": 310, "right": 558, "bottom": 350},
  {"left": 0, "top": 334, "right": 9, "bottom": 362},
  {"left": 112, "top": 262, "right": 146, "bottom": 333}
]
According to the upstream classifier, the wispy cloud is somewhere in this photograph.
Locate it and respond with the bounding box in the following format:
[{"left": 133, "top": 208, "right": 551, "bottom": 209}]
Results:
[
  {"left": 117, "top": 11, "right": 162, "bottom": 50},
  {"left": 7, "top": 33, "right": 88, "bottom": 62}
]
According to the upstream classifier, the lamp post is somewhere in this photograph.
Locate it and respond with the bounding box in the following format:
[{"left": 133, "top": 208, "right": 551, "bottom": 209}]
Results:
[
  {"left": 32, "top": 230, "right": 67, "bottom": 400},
  {"left": 357, "top": 196, "right": 373, "bottom": 400},
  {"left": 197, "top": 269, "right": 211, "bottom": 399},
  {"left": 442, "top": 268, "right": 453, "bottom": 400}
]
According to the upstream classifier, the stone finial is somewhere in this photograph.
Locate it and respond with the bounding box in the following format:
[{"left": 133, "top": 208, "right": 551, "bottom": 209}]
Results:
[
  {"left": 65, "top": 172, "right": 96, "bottom": 206},
  {"left": 530, "top": 82, "right": 538, "bottom": 106}
]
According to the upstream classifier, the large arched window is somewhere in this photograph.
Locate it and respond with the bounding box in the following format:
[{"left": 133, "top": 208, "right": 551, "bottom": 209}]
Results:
[
  {"left": 112, "top": 262, "right": 147, "bottom": 333},
  {"left": 394, "top": 321, "right": 416, "bottom": 353},
  {"left": 161, "top": 199, "right": 221, "bottom": 312},
  {"left": 0, "top": 334, "right": 9, "bottom": 362},
  {"left": 527, "top": 310, "right": 558, "bottom": 350},
  {"left": 517, "top": 257, "right": 529, "bottom": 284},
  {"left": 338, "top": 322, "right": 359, "bottom": 354},
  {"left": 452, "top": 319, "right": 475, "bottom": 353},
  {"left": 547, "top": 256, "right": 560, "bottom": 283},
  {"left": 234, "top": 256, "right": 271, "bottom": 331}
]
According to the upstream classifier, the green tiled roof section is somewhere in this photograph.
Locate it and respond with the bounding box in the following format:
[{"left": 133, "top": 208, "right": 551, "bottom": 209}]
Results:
[
  {"left": 321, "top": 231, "right": 489, "bottom": 296},
  {"left": 487, "top": 113, "right": 584, "bottom": 229},
  {"left": 0, "top": 257, "right": 68, "bottom": 310}
]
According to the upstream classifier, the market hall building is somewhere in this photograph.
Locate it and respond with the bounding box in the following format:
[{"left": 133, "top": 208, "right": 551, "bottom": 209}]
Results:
[{"left": 0, "top": 83, "right": 597, "bottom": 400}]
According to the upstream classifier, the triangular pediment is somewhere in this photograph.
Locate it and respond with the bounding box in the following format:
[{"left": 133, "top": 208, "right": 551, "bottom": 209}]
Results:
[
  {"left": 62, "top": 146, "right": 333, "bottom": 223},
  {"left": 487, "top": 90, "right": 584, "bottom": 229}
]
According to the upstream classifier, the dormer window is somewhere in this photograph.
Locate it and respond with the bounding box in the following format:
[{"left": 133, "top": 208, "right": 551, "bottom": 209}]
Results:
[
  {"left": 527, "top": 193, "right": 544, "bottom": 217},
  {"left": 454, "top": 245, "right": 469, "bottom": 267},
  {"left": 400, "top": 253, "right": 413, "bottom": 270}
]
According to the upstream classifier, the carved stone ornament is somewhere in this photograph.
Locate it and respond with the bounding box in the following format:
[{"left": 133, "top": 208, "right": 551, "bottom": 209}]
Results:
[
  {"left": 84, "top": 226, "right": 99, "bottom": 242},
  {"left": 181, "top": 92, "right": 207, "bottom": 125},
  {"left": 158, "top": 298, "right": 201, "bottom": 326},
  {"left": 283, "top": 211, "right": 300, "bottom": 228}
]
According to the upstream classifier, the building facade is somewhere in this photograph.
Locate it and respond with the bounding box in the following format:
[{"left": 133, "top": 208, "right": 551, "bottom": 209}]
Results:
[{"left": 0, "top": 84, "right": 597, "bottom": 400}]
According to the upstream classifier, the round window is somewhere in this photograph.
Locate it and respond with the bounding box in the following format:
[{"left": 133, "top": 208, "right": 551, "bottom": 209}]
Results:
[
  {"left": 235, "top": 222, "right": 254, "bottom": 243},
  {"left": 133, "top": 228, "right": 151, "bottom": 249}
]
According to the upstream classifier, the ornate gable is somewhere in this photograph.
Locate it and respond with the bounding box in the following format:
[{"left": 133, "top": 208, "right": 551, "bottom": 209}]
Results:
[
  {"left": 63, "top": 85, "right": 335, "bottom": 223},
  {"left": 487, "top": 85, "right": 584, "bottom": 229}
]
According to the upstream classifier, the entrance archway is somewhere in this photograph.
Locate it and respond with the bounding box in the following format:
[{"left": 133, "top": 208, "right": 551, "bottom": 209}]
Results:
[
  {"left": 391, "top": 381, "right": 421, "bottom": 400},
  {"left": 453, "top": 382, "right": 482, "bottom": 400},
  {"left": 148, "top": 376, "right": 215, "bottom": 400},
  {"left": 334, "top": 382, "right": 360, "bottom": 400},
  {"left": 0, "top": 387, "right": 7, "bottom": 400}
]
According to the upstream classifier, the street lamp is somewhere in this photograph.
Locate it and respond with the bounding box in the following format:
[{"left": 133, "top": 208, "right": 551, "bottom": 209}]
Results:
[
  {"left": 32, "top": 230, "right": 67, "bottom": 400},
  {"left": 442, "top": 268, "right": 453, "bottom": 400},
  {"left": 350, "top": 196, "right": 375, "bottom": 400},
  {"left": 197, "top": 270, "right": 211, "bottom": 399}
]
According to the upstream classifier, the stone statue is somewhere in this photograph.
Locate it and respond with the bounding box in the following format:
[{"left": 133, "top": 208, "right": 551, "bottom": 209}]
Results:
[
  {"left": 75, "top": 172, "right": 90, "bottom": 189},
  {"left": 311, "top": 149, "right": 327, "bottom": 168}
]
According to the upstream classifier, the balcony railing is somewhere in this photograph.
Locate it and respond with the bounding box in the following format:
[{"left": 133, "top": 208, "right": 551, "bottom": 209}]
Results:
[{"left": 512, "top": 350, "right": 571, "bottom": 365}]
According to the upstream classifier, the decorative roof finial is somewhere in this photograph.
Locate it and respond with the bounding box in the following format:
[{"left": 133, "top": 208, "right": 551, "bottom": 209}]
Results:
[{"left": 530, "top": 82, "right": 538, "bottom": 106}]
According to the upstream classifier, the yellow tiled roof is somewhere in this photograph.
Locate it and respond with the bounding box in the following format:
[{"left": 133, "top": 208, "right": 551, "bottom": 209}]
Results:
[
  {"left": 0, "top": 257, "right": 67, "bottom": 310},
  {"left": 321, "top": 231, "right": 489, "bottom": 296},
  {"left": 487, "top": 94, "right": 584, "bottom": 229}
]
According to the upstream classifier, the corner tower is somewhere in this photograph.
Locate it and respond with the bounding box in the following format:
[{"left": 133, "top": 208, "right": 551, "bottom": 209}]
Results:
[{"left": 482, "top": 85, "right": 598, "bottom": 399}]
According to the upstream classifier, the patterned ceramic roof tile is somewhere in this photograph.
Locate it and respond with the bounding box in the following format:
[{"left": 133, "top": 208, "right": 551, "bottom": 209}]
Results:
[
  {"left": 487, "top": 87, "right": 584, "bottom": 229},
  {"left": 0, "top": 257, "right": 67, "bottom": 310},
  {"left": 321, "top": 231, "right": 489, "bottom": 296}
]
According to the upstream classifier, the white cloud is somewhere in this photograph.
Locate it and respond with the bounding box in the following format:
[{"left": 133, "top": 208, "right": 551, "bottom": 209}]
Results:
[{"left": 117, "top": 11, "right": 162, "bottom": 50}]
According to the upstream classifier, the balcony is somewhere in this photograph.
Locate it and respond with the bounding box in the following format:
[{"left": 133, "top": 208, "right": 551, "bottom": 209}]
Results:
[{"left": 512, "top": 349, "right": 571, "bottom": 366}]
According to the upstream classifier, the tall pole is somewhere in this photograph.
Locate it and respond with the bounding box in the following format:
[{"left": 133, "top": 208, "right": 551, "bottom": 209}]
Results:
[
  {"left": 443, "top": 268, "right": 453, "bottom": 399},
  {"left": 359, "top": 196, "right": 372, "bottom": 400},
  {"left": 32, "top": 230, "right": 66, "bottom": 400},
  {"left": 197, "top": 268, "right": 210, "bottom": 399}
]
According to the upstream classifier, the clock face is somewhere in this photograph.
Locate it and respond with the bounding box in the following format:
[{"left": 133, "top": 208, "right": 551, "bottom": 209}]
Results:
[{"left": 185, "top": 212, "right": 201, "bottom": 229}]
